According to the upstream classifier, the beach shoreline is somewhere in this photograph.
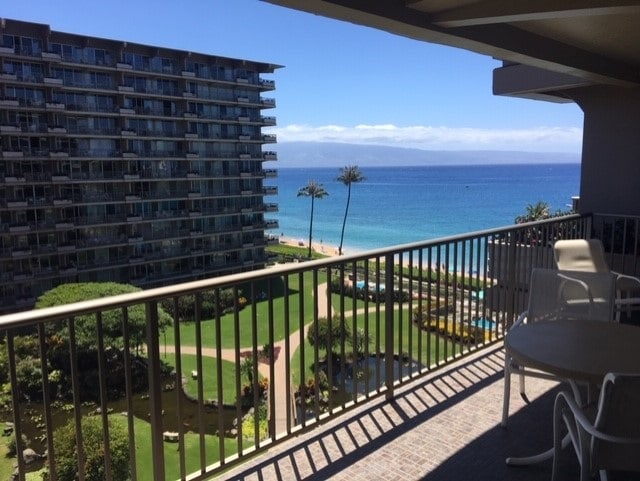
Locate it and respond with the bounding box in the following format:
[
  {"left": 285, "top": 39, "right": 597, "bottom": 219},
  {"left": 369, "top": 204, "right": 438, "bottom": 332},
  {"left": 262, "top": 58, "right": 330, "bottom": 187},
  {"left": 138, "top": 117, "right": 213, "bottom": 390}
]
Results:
[{"left": 278, "top": 235, "right": 341, "bottom": 257}]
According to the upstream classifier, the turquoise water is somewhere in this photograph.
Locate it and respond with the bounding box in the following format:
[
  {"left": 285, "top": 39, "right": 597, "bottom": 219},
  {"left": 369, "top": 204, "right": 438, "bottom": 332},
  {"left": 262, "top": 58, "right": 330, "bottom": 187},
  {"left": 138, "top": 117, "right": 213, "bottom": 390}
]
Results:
[
  {"left": 271, "top": 163, "right": 580, "bottom": 253},
  {"left": 471, "top": 317, "right": 497, "bottom": 330}
]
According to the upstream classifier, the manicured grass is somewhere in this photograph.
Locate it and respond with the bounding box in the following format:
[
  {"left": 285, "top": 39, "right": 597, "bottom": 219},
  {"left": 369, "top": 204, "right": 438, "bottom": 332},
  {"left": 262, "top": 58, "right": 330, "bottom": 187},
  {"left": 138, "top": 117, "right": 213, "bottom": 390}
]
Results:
[
  {"left": 163, "top": 270, "right": 326, "bottom": 350},
  {"left": 12, "top": 415, "right": 240, "bottom": 481},
  {"left": 161, "top": 353, "right": 241, "bottom": 405},
  {"left": 266, "top": 243, "right": 328, "bottom": 260},
  {"left": 0, "top": 439, "right": 13, "bottom": 480},
  {"left": 130, "top": 415, "right": 239, "bottom": 481}
]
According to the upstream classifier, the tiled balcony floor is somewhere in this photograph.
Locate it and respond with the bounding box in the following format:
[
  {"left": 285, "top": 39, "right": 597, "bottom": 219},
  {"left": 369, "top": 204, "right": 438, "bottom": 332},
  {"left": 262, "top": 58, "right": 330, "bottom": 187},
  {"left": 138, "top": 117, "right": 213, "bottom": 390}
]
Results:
[{"left": 214, "top": 345, "right": 592, "bottom": 481}]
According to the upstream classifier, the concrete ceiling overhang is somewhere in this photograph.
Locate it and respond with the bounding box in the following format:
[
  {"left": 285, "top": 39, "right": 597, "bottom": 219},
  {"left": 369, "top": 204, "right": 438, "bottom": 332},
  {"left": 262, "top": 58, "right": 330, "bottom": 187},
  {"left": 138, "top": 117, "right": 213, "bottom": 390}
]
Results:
[{"left": 263, "top": 0, "right": 640, "bottom": 101}]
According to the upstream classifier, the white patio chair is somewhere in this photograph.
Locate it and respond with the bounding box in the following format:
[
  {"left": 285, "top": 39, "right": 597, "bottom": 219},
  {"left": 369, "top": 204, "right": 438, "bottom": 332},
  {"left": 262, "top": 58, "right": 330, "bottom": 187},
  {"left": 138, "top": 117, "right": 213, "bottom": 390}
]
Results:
[
  {"left": 552, "top": 373, "right": 640, "bottom": 481},
  {"left": 554, "top": 239, "right": 640, "bottom": 322},
  {"left": 501, "top": 268, "right": 616, "bottom": 427}
]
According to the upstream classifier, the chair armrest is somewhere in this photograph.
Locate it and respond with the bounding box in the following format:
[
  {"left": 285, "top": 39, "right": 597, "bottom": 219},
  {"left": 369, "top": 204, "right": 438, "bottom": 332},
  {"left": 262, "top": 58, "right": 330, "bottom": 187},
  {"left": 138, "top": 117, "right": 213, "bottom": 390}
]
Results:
[
  {"left": 555, "top": 390, "right": 640, "bottom": 445},
  {"left": 613, "top": 272, "right": 640, "bottom": 293},
  {"left": 510, "top": 310, "right": 528, "bottom": 329}
]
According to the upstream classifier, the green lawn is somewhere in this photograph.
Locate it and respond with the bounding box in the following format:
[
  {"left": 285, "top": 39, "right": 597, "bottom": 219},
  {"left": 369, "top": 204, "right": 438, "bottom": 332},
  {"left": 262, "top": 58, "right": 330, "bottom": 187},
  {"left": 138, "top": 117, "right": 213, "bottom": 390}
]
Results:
[
  {"left": 0, "top": 439, "right": 12, "bottom": 481},
  {"left": 161, "top": 353, "right": 242, "bottom": 406},
  {"left": 6, "top": 414, "right": 241, "bottom": 481},
  {"left": 266, "top": 243, "right": 328, "bottom": 260},
  {"left": 131, "top": 415, "right": 239, "bottom": 481},
  {"left": 163, "top": 270, "right": 326, "bottom": 350}
]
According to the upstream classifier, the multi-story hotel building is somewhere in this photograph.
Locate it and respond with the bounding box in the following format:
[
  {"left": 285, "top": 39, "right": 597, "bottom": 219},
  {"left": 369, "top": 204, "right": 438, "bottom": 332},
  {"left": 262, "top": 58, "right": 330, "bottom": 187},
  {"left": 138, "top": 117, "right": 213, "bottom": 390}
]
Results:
[{"left": 0, "top": 19, "right": 280, "bottom": 313}]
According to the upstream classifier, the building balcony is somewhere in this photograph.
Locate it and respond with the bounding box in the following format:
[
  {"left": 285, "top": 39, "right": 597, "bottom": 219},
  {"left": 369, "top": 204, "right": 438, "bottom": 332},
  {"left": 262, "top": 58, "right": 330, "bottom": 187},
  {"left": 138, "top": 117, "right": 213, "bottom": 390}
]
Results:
[
  {"left": 0, "top": 99, "right": 20, "bottom": 107},
  {"left": 3, "top": 175, "right": 26, "bottom": 182},
  {"left": 43, "top": 77, "right": 63, "bottom": 85},
  {"left": 45, "top": 102, "right": 65, "bottom": 110},
  {"left": 1, "top": 214, "right": 627, "bottom": 481},
  {"left": 263, "top": 151, "right": 278, "bottom": 160},
  {"left": 41, "top": 51, "right": 61, "bottom": 60},
  {"left": 2, "top": 150, "right": 24, "bottom": 159}
]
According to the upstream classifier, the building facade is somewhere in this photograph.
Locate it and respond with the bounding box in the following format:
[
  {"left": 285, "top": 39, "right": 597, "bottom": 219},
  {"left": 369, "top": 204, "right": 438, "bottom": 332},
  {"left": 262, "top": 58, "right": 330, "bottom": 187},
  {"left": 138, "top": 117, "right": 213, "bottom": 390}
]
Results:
[{"left": 0, "top": 19, "right": 280, "bottom": 313}]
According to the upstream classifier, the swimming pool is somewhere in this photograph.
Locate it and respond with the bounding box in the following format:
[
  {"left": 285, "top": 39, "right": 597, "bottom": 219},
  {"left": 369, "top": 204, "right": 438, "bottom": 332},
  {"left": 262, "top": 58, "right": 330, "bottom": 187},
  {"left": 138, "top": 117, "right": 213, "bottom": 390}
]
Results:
[
  {"left": 355, "top": 280, "right": 384, "bottom": 292},
  {"left": 471, "top": 317, "right": 498, "bottom": 330}
]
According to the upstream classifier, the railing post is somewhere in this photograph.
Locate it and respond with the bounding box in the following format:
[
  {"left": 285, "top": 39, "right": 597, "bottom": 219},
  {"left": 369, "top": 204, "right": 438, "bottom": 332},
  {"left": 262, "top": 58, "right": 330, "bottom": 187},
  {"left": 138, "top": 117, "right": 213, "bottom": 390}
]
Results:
[
  {"left": 146, "top": 300, "right": 166, "bottom": 481},
  {"left": 505, "top": 232, "right": 518, "bottom": 327},
  {"left": 385, "top": 253, "right": 395, "bottom": 400}
]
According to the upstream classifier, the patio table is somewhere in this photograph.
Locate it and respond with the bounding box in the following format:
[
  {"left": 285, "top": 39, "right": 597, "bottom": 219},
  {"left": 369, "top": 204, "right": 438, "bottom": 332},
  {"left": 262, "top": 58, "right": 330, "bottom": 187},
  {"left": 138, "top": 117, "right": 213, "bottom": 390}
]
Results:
[{"left": 504, "top": 319, "right": 640, "bottom": 465}]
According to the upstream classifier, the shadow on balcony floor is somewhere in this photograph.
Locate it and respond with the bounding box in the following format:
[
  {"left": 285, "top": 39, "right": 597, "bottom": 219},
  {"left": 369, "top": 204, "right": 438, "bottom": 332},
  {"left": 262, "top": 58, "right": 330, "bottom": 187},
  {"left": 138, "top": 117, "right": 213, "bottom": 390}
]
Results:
[{"left": 215, "top": 345, "right": 638, "bottom": 481}]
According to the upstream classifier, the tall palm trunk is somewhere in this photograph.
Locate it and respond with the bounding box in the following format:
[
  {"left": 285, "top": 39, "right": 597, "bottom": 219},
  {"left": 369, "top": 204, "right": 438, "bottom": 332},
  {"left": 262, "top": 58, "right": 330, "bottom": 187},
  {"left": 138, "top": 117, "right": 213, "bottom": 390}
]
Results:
[
  {"left": 307, "top": 196, "right": 315, "bottom": 258},
  {"left": 338, "top": 185, "right": 352, "bottom": 255}
]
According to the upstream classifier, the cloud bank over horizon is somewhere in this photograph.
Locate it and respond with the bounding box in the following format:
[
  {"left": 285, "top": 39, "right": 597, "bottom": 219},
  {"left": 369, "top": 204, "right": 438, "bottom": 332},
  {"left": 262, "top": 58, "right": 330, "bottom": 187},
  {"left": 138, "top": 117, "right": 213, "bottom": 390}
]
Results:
[{"left": 269, "top": 123, "right": 583, "bottom": 153}]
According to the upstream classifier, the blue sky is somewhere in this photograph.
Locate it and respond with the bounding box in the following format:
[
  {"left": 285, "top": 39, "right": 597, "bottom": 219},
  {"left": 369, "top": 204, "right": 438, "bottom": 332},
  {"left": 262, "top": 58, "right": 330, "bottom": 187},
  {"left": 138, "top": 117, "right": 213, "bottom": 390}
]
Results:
[{"left": 3, "top": 0, "right": 583, "bottom": 152}]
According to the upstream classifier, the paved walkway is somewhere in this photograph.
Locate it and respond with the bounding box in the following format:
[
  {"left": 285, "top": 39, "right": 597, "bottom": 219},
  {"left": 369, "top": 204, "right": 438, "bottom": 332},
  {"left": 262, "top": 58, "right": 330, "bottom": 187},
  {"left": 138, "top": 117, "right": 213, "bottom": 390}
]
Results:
[{"left": 167, "top": 282, "right": 331, "bottom": 434}]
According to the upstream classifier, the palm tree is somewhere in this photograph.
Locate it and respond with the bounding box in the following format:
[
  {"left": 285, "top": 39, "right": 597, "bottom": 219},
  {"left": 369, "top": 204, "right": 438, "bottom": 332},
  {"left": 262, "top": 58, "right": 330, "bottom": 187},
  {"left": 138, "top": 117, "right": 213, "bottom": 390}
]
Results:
[
  {"left": 515, "top": 201, "right": 550, "bottom": 224},
  {"left": 336, "top": 165, "right": 365, "bottom": 255},
  {"left": 297, "top": 180, "right": 328, "bottom": 258}
]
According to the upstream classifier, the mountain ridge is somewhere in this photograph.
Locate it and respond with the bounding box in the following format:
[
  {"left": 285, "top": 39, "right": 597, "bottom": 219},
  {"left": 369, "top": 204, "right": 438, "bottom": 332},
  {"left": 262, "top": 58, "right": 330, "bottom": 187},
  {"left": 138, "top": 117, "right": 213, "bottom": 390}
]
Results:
[{"left": 272, "top": 142, "right": 580, "bottom": 167}]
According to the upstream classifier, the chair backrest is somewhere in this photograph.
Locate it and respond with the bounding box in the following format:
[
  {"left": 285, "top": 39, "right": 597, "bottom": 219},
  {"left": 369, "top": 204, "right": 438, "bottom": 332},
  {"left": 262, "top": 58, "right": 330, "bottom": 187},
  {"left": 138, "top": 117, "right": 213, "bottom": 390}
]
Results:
[
  {"left": 526, "top": 268, "right": 616, "bottom": 322},
  {"left": 554, "top": 239, "right": 610, "bottom": 273},
  {"left": 592, "top": 373, "right": 640, "bottom": 473}
]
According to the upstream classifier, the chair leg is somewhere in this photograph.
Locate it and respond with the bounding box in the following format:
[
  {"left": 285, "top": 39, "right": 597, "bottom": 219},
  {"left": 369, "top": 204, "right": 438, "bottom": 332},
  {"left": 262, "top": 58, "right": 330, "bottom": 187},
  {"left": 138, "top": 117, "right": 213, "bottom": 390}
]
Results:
[
  {"left": 501, "top": 356, "right": 511, "bottom": 427},
  {"left": 552, "top": 397, "right": 564, "bottom": 481},
  {"left": 518, "top": 372, "right": 530, "bottom": 403}
]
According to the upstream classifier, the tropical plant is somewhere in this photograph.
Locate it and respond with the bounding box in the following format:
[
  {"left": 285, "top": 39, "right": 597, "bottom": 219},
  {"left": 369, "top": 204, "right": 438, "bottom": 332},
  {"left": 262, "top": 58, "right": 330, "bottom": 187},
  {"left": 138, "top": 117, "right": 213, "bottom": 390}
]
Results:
[
  {"left": 0, "top": 283, "right": 173, "bottom": 403},
  {"left": 336, "top": 165, "right": 365, "bottom": 255},
  {"left": 514, "top": 201, "right": 551, "bottom": 224},
  {"left": 513, "top": 201, "right": 575, "bottom": 245},
  {"left": 53, "top": 415, "right": 130, "bottom": 481},
  {"left": 297, "top": 180, "right": 329, "bottom": 258},
  {"left": 240, "top": 355, "right": 255, "bottom": 385},
  {"left": 36, "top": 282, "right": 172, "bottom": 352},
  {"left": 307, "top": 316, "right": 351, "bottom": 355}
]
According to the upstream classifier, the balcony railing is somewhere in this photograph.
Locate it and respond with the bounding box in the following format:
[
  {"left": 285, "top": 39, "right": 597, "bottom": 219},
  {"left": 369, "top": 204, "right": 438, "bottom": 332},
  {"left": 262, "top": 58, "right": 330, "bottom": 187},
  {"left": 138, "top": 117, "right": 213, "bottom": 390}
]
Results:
[{"left": 0, "top": 214, "right": 599, "bottom": 480}]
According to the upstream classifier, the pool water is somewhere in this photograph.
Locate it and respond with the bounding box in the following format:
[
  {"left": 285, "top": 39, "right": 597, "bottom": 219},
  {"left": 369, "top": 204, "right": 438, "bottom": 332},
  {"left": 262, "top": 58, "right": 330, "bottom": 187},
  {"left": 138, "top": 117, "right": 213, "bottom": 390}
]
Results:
[
  {"left": 471, "top": 317, "right": 498, "bottom": 330},
  {"left": 355, "top": 280, "right": 385, "bottom": 292}
]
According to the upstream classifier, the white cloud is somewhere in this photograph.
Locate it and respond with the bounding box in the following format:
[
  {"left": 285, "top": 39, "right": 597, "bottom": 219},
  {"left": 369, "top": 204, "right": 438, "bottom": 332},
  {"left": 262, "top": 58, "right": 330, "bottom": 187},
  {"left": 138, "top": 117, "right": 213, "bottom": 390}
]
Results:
[{"left": 268, "top": 123, "right": 583, "bottom": 152}]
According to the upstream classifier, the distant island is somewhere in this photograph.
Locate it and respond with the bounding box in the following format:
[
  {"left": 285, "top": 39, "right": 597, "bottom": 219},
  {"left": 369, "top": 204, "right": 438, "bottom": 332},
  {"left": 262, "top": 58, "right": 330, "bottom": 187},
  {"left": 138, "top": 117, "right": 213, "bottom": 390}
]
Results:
[{"left": 273, "top": 142, "right": 580, "bottom": 168}]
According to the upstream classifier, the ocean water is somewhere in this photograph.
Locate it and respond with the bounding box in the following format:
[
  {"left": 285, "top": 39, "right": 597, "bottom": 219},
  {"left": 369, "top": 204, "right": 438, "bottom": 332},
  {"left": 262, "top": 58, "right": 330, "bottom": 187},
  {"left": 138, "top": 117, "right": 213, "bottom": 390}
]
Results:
[{"left": 270, "top": 163, "right": 580, "bottom": 253}]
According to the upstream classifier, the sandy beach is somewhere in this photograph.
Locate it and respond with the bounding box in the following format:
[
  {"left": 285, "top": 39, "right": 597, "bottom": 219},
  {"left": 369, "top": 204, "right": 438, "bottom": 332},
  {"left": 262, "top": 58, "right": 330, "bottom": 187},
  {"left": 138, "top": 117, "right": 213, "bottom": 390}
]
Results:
[{"left": 278, "top": 235, "right": 342, "bottom": 257}]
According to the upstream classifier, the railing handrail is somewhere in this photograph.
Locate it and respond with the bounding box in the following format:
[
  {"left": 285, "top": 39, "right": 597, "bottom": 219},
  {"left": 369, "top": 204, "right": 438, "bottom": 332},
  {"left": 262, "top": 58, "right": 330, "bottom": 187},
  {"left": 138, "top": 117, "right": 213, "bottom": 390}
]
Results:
[
  {"left": 0, "top": 213, "right": 587, "bottom": 329},
  {"left": 2, "top": 212, "right": 608, "bottom": 481}
]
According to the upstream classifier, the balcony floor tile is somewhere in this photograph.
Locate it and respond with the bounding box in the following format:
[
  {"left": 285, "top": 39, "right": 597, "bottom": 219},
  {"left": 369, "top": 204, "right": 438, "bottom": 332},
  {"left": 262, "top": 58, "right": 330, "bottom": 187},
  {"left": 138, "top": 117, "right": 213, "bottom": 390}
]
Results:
[{"left": 214, "top": 345, "right": 594, "bottom": 481}]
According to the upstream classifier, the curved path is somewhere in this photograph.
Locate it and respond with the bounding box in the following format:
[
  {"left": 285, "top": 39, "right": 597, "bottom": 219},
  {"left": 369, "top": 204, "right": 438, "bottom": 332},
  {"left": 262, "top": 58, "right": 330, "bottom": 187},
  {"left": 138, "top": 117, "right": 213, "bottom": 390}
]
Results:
[{"left": 165, "top": 282, "right": 330, "bottom": 436}]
